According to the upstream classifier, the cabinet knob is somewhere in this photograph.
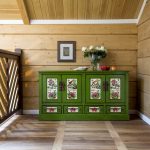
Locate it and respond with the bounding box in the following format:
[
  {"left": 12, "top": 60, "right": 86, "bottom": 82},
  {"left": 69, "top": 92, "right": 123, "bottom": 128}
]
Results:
[
  {"left": 59, "top": 81, "right": 65, "bottom": 91},
  {"left": 105, "top": 81, "right": 109, "bottom": 91},
  {"left": 102, "top": 81, "right": 109, "bottom": 91},
  {"left": 102, "top": 81, "right": 106, "bottom": 91}
]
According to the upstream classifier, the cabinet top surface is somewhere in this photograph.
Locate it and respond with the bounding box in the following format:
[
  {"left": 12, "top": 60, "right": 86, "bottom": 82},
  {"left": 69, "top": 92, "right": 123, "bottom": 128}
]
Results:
[{"left": 39, "top": 70, "right": 129, "bottom": 74}]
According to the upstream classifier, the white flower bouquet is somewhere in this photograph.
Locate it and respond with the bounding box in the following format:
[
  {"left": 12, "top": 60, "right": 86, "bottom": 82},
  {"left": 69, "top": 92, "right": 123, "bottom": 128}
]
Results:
[
  {"left": 82, "top": 45, "right": 107, "bottom": 59},
  {"left": 81, "top": 45, "right": 107, "bottom": 70}
]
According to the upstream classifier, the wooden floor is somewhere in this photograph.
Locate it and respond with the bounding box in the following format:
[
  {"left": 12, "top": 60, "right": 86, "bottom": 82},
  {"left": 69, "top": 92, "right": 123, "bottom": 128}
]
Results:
[{"left": 0, "top": 116, "right": 150, "bottom": 150}]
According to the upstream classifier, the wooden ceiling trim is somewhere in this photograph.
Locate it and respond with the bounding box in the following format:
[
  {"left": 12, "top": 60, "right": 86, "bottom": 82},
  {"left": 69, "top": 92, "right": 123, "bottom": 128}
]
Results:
[
  {"left": 134, "top": 0, "right": 144, "bottom": 18},
  {"left": 137, "top": 0, "right": 148, "bottom": 23},
  {"left": 16, "top": 0, "right": 30, "bottom": 24},
  {"left": 0, "top": 20, "right": 23, "bottom": 24},
  {"left": 30, "top": 19, "right": 137, "bottom": 24}
]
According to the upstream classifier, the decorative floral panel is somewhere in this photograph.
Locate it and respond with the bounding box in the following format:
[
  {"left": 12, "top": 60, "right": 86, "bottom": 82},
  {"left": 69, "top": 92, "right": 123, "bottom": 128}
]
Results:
[
  {"left": 90, "top": 78, "right": 101, "bottom": 99},
  {"left": 47, "top": 78, "right": 57, "bottom": 99},
  {"left": 67, "top": 79, "right": 77, "bottom": 99},
  {"left": 110, "top": 78, "right": 121, "bottom": 99},
  {"left": 89, "top": 107, "right": 100, "bottom": 113},
  {"left": 110, "top": 107, "right": 121, "bottom": 113},
  {"left": 68, "top": 107, "right": 78, "bottom": 112},
  {"left": 46, "top": 107, "right": 57, "bottom": 113}
]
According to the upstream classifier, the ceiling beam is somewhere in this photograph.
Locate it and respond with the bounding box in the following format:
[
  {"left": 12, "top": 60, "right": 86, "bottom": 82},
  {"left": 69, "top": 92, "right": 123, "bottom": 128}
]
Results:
[{"left": 17, "top": 0, "right": 30, "bottom": 24}]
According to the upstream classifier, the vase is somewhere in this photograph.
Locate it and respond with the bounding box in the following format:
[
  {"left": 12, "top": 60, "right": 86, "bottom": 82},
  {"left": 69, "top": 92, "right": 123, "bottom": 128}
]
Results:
[
  {"left": 91, "top": 62, "right": 97, "bottom": 71},
  {"left": 89, "top": 53, "right": 96, "bottom": 71},
  {"left": 89, "top": 54, "right": 102, "bottom": 71}
]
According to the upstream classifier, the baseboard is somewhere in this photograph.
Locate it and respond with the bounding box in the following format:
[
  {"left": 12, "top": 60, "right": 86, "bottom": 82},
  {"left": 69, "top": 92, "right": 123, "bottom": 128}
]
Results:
[
  {"left": 0, "top": 112, "right": 20, "bottom": 132},
  {"left": 23, "top": 109, "right": 137, "bottom": 115},
  {"left": 138, "top": 111, "right": 150, "bottom": 125},
  {"left": 2, "top": 110, "right": 150, "bottom": 126},
  {"left": 23, "top": 110, "right": 39, "bottom": 114}
]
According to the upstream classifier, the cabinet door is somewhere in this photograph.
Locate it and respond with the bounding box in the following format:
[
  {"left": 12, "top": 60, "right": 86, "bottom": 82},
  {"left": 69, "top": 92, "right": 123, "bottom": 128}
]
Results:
[
  {"left": 86, "top": 75, "right": 105, "bottom": 103},
  {"left": 106, "top": 75, "right": 125, "bottom": 102},
  {"left": 62, "top": 75, "right": 82, "bottom": 103},
  {"left": 43, "top": 75, "right": 61, "bottom": 103}
]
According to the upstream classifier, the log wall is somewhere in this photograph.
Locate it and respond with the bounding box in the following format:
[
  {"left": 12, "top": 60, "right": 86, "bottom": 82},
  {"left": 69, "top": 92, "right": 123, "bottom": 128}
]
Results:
[
  {"left": 138, "top": 1, "right": 150, "bottom": 118},
  {"left": 0, "top": 24, "right": 137, "bottom": 112}
]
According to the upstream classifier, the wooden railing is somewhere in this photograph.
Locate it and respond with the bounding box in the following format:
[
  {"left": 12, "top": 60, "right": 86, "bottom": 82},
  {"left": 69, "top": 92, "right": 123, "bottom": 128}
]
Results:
[{"left": 0, "top": 49, "right": 22, "bottom": 123}]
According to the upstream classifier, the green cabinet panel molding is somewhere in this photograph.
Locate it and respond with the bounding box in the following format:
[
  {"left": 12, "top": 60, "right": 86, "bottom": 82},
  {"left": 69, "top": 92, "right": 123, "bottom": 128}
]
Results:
[{"left": 39, "top": 71, "right": 129, "bottom": 120}]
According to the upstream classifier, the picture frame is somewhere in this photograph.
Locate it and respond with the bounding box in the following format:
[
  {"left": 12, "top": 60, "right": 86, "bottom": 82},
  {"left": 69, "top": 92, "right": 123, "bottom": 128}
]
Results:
[{"left": 57, "top": 41, "right": 76, "bottom": 62}]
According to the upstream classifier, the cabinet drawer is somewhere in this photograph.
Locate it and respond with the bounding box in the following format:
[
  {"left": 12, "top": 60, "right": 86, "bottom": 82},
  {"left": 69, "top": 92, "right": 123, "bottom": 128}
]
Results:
[
  {"left": 106, "top": 105, "right": 126, "bottom": 114},
  {"left": 64, "top": 106, "right": 82, "bottom": 114},
  {"left": 43, "top": 106, "right": 61, "bottom": 114},
  {"left": 85, "top": 106, "right": 104, "bottom": 114}
]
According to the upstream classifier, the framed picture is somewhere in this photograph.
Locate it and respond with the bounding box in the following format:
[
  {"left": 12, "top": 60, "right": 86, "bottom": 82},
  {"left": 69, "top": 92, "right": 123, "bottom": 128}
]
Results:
[{"left": 57, "top": 41, "right": 76, "bottom": 62}]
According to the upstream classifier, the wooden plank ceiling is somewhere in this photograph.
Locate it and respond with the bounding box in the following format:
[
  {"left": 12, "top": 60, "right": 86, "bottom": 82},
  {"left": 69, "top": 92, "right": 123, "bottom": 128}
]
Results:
[
  {"left": 0, "top": 0, "right": 21, "bottom": 19},
  {"left": 0, "top": 0, "right": 144, "bottom": 23},
  {"left": 25, "top": 0, "right": 143, "bottom": 19}
]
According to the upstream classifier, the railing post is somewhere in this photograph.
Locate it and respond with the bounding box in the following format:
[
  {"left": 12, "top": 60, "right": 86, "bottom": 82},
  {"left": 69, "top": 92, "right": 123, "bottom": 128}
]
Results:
[{"left": 15, "top": 48, "right": 23, "bottom": 114}]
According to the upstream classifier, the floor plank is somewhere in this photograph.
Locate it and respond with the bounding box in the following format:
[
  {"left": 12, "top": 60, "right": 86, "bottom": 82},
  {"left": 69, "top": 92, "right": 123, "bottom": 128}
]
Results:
[{"left": 0, "top": 116, "right": 150, "bottom": 150}]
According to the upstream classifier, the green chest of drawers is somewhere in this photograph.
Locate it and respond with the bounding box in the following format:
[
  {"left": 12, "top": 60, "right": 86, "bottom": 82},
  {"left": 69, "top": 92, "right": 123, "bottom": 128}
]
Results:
[{"left": 39, "top": 71, "right": 129, "bottom": 120}]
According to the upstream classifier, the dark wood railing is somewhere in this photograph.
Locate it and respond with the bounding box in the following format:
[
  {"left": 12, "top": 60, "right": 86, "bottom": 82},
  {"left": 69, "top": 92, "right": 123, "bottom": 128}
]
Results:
[{"left": 0, "top": 49, "right": 22, "bottom": 124}]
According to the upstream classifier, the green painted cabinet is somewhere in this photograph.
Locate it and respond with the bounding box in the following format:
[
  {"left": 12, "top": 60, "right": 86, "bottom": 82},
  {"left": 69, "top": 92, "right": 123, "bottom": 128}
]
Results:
[{"left": 39, "top": 71, "right": 129, "bottom": 120}]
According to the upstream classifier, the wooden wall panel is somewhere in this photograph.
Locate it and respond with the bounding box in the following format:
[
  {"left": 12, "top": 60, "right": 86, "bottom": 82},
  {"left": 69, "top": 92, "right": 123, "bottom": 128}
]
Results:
[
  {"left": 22, "top": 66, "right": 136, "bottom": 82},
  {"left": 0, "top": 34, "right": 137, "bottom": 50},
  {"left": 115, "top": 66, "right": 137, "bottom": 82},
  {"left": 23, "top": 97, "right": 38, "bottom": 110},
  {"left": 0, "top": 24, "right": 137, "bottom": 111},
  {"left": 138, "top": 58, "right": 150, "bottom": 75},
  {"left": 138, "top": 38, "right": 150, "bottom": 57},
  {"left": 138, "top": 0, "right": 150, "bottom": 118},
  {"left": 22, "top": 50, "right": 136, "bottom": 66},
  {"left": 138, "top": 74, "right": 150, "bottom": 93},
  {"left": 138, "top": 91, "right": 150, "bottom": 117},
  {"left": 0, "top": 25, "right": 137, "bottom": 35},
  {"left": 129, "top": 98, "right": 137, "bottom": 110},
  {"left": 138, "top": 19, "right": 150, "bottom": 41}
]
